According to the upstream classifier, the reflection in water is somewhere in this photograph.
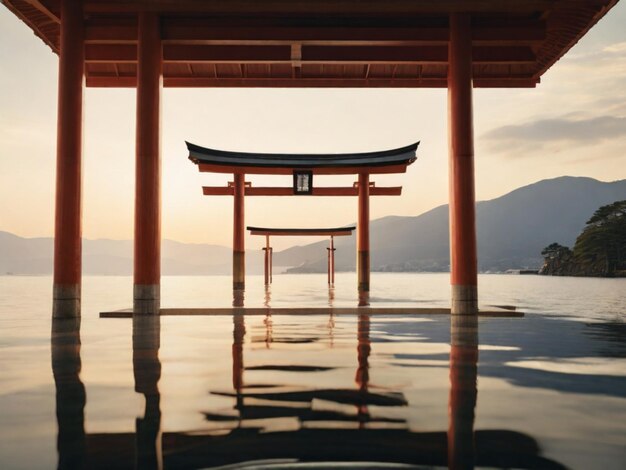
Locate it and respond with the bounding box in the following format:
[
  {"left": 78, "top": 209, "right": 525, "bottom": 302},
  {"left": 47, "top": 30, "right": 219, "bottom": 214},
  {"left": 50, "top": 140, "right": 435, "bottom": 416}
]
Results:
[
  {"left": 328, "top": 286, "right": 335, "bottom": 307},
  {"left": 356, "top": 314, "right": 371, "bottom": 428},
  {"left": 358, "top": 289, "right": 370, "bottom": 307},
  {"left": 327, "top": 311, "right": 336, "bottom": 348},
  {"left": 232, "top": 313, "right": 246, "bottom": 420},
  {"left": 133, "top": 316, "right": 162, "bottom": 470},
  {"left": 51, "top": 318, "right": 86, "bottom": 470},
  {"left": 448, "top": 315, "right": 478, "bottom": 470},
  {"left": 232, "top": 289, "right": 245, "bottom": 308},
  {"left": 263, "top": 312, "right": 273, "bottom": 348},
  {"left": 50, "top": 314, "right": 570, "bottom": 469},
  {"left": 263, "top": 285, "right": 271, "bottom": 308}
]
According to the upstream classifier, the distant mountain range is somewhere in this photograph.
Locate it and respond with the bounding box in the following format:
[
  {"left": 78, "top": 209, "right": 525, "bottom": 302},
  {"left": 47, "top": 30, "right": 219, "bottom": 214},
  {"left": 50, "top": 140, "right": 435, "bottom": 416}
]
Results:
[
  {"left": 0, "top": 235, "right": 234, "bottom": 275},
  {"left": 1, "top": 176, "right": 625, "bottom": 275},
  {"left": 277, "top": 176, "right": 626, "bottom": 273}
]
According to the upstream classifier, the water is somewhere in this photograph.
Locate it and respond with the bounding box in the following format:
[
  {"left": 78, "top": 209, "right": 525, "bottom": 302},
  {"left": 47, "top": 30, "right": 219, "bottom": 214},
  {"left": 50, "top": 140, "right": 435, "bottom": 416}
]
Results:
[{"left": 0, "top": 273, "right": 625, "bottom": 469}]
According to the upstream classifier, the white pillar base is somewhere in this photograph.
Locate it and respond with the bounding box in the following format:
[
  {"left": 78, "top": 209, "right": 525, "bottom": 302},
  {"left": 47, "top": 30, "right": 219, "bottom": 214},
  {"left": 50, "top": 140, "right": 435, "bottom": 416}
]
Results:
[
  {"left": 53, "top": 284, "right": 81, "bottom": 318},
  {"left": 134, "top": 284, "right": 160, "bottom": 315},
  {"left": 451, "top": 285, "right": 478, "bottom": 315}
]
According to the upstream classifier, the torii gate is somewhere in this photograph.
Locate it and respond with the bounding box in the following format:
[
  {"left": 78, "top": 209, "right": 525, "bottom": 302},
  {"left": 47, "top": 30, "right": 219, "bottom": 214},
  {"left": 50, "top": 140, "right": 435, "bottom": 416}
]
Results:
[
  {"left": 247, "top": 226, "right": 356, "bottom": 286},
  {"left": 187, "top": 141, "right": 418, "bottom": 292}
]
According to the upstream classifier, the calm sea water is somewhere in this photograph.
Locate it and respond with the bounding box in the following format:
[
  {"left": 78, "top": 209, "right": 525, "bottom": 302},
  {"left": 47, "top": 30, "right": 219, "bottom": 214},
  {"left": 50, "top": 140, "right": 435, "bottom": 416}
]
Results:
[{"left": 0, "top": 273, "right": 625, "bottom": 469}]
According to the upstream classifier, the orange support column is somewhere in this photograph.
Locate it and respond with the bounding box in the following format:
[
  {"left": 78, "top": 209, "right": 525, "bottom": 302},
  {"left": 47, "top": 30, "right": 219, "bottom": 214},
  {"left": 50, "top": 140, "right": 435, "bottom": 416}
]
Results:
[
  {"left": 134, "top": 13, "right": 162, "bottom": 314},
  {"left": 327, "top": 241, "right": 332, "bottom": 286},
  {"left": 448, "top": 13, "right": 478, "bottom": 315},
  {"left": 263, "top": 235, "right": 270, "bottom": 286},
  {"left": 357, "top": 173, "right": 370, "bottom": 292},
  {"left": 53, "top": 0, "right": 84, "bottom": 318},
  {"left": 233, "top": 173, "right": 245, "bottom": 290},
  {"left": 269, "top": 247, "right": 273, "bottom": 284},
  {"left": 330, "top": 236, "right": 335, "bottom": 285}
]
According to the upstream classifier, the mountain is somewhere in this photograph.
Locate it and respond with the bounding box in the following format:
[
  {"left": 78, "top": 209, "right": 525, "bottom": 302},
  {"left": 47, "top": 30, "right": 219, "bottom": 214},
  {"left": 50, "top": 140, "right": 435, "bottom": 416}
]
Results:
[
  {"left": 2, "top": 177, "right": 625, "bottom": 275},
  {"left": 0, "top": 233, "right": 234, "bottom": 275},
  {"left": 277, "top": 176, "right": 626, "bottom": 273}
]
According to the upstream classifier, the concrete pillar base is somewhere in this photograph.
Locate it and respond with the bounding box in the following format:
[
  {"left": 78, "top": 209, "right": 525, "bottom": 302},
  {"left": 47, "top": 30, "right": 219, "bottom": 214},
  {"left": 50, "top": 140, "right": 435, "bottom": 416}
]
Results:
[
  {"left": 134, "top": 284, "right": 160, "bottom": 315},
  {"left": 53, "top": 284, "right": 81, "bottom": 318},
  {"left": 451, "top": 285, "right": 478, "bottom": 315}
]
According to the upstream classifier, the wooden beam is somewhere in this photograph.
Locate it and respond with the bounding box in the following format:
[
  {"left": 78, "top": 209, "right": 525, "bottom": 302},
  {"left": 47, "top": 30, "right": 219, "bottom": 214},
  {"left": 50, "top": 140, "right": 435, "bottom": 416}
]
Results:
[
  {"left": 198, "top": 164, "right": 408, "bottom": 175},
  {"left": 202, "top": 186, "right": 402, "bottom": 196},
  {"left": 24, "top": 0, "right": 60, "bottom": 24},
  {"left": 83, "top": 1, "right": 555, "bottom": 15},
  {"left": 84, "top": 17, "right": 545, "bottom": 46},
  {"left": 86, "top": 75, "right": 537, "bottom": 88},
  {"left": 84, "top": 44, "right": 536, "bottom": 65}
]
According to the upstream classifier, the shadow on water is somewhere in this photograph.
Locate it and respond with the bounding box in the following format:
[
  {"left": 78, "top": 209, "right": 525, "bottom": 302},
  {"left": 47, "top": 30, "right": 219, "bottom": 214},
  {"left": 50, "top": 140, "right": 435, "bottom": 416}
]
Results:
[
  {"left": 51, "top": 318, "right": 86, "bottom": 470},
  {"left": 51, "top": 313, "right": 570, "bottom": 469},
  {"left": 388, "top": 315, "right": 626, "bottom": 398}
]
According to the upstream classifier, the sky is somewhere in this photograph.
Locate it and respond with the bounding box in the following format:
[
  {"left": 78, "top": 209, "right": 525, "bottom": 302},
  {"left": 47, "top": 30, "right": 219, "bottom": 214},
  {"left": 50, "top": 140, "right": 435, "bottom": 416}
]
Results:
[{"left": 1, "top": 4, "right": 625, "bottom": 251}]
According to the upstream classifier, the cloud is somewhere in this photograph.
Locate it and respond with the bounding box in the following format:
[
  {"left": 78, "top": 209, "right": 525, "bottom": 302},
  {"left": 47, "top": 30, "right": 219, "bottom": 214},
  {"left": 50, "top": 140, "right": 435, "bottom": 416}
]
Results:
[
  {"left": 603, "top": 41, "right": 626, "bottom": 53},
  {"left": 482, "top": 115, "right": 626, "bottom": 154}
]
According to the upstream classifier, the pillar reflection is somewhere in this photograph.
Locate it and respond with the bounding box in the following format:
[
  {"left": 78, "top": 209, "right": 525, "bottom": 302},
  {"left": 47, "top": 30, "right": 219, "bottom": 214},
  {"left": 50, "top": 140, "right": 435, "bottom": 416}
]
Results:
[
  {"left": 355, "top": 314, "right": 371, "bottom": 428},
  {"left": 233, "top": 289, "right": 245, "bottom": 308},
  {"left": 232, "top": 314, "right": 246, "bottom": 419},
  {"left": 133, "top": 315, "right": 162, "bottom": 470},
  {"left": 263, "top": 285, "right": 271, "bottom": 308},
  {"left": 448, "top": 315, "right": 479, "bottom": 470},
  {"left": 52, "top": 318, "right": 86, "bottom": 470},
  {"left": 358, "top": 289, "right": 370, "bottom": 307}
]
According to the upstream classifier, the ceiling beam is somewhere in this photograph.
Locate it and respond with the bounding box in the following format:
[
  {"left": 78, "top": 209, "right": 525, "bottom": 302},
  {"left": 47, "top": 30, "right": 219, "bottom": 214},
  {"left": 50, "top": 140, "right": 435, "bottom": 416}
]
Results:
[
  {"left": 83, "top": 1, "right": 556, "bottom": 15},
  {"left": 85, "top": 75, "right": 538, "bottom": 88},
  {"left": 84, "top": 17, "right": 545, "bottom": 46},
  {"left": 23, "top": 0, "right": 59, "bottom": 23},
  {"left": 84, "top": 44, "right": 536, "bottom": 65}
]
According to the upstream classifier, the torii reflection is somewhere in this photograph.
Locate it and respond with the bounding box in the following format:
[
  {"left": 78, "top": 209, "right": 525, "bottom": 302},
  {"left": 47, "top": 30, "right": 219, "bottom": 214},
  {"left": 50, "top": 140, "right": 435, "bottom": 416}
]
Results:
[
  {"left": 132, "top": 315, "right": 162, "bottom": 470},
  {"left": 51, "top": 318, "right": 86, "bottom": 470},
  {"left": 448, "top": 314, "right": 478, "bottom": 470}
]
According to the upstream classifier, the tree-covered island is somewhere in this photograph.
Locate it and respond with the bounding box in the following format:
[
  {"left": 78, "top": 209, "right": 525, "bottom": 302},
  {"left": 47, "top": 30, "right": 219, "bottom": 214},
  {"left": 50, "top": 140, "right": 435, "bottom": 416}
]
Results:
[{"left": 540, "top": 200, "right": 626, "bottom": 277}]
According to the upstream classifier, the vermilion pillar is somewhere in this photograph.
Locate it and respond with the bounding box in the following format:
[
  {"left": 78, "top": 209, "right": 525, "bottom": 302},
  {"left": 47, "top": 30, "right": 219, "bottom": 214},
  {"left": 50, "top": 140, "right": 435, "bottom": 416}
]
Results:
[
  {"left": 327, "top": 236, "right": 336, "bottom": 286},
  {"left": 448, "top": 13, "right": 478, "bottom": 315},
  {"left": 357, "top": 173, "right": 370, "bottom": 292},
  {"left": 263, "top": 235, "right": 270, "bottom": 286},
  {"left": 134, "top": 13, "right": 162, "bottom": 314},
  {"left": 53, "top": 0, "right": 84, "bottom": 318},
  {"left": 233, "top": 173, "right": 245, "bottom": 290}
]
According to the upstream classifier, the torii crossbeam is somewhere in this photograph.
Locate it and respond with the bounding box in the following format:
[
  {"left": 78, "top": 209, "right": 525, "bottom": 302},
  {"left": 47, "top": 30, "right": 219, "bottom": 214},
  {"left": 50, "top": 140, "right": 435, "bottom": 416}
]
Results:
[{"left": 188, "top": 141, "right": 418, "bottom": 293}]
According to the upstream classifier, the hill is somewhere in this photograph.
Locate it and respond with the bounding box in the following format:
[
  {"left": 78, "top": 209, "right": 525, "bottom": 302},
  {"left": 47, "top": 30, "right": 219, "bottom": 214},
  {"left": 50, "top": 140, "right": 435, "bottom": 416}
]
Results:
[
  {"left": 277, "top": 176, "right": 626, "bottom": 273},
  {"left": 0, "top": 233, "right": 233, "bottom": 275}
]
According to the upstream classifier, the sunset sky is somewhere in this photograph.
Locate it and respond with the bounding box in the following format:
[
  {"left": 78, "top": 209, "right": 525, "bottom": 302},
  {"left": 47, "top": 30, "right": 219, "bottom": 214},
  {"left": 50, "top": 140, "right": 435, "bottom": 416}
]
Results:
[{"left": 1, "top": 3, "right": 625, "bottom": 250}]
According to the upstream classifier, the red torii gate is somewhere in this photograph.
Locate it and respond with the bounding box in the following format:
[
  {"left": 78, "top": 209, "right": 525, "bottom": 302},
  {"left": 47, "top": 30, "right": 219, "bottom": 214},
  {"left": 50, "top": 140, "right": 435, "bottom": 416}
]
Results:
[
  {"left": 247, "top": 226, "right": 356, "bottom": 287},
  {"left": 187, "top": 141, "right": 417, "bottom": 291},
  {"left": 3, "top": 0, "right": 616, "bottom": 317}
]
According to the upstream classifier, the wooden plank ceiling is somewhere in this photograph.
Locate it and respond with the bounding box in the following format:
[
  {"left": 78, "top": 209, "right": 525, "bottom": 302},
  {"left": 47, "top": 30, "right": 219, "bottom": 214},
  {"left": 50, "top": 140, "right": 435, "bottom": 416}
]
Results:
[{"left": 1, "top": 0, "right": 618, "bottom": 88}]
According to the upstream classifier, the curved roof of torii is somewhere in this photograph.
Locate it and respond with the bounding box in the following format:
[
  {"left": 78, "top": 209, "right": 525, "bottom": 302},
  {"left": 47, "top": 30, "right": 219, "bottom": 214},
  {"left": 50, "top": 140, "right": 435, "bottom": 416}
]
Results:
[
  {"left": 187, "top": 141, "right": 418, "bottom": 174},
  {"left": 247, "top": 226, "right": 356, "bottom": 236}
]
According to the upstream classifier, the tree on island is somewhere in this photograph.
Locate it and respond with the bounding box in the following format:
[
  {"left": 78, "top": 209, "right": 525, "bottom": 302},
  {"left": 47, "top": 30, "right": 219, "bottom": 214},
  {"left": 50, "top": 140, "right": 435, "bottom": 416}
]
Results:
[
  {"left": 574, "top": 200, "right": 626, "bottom": 276},
  {"left": 540, "top": 200, "right": 626, "bottom": 277}
]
